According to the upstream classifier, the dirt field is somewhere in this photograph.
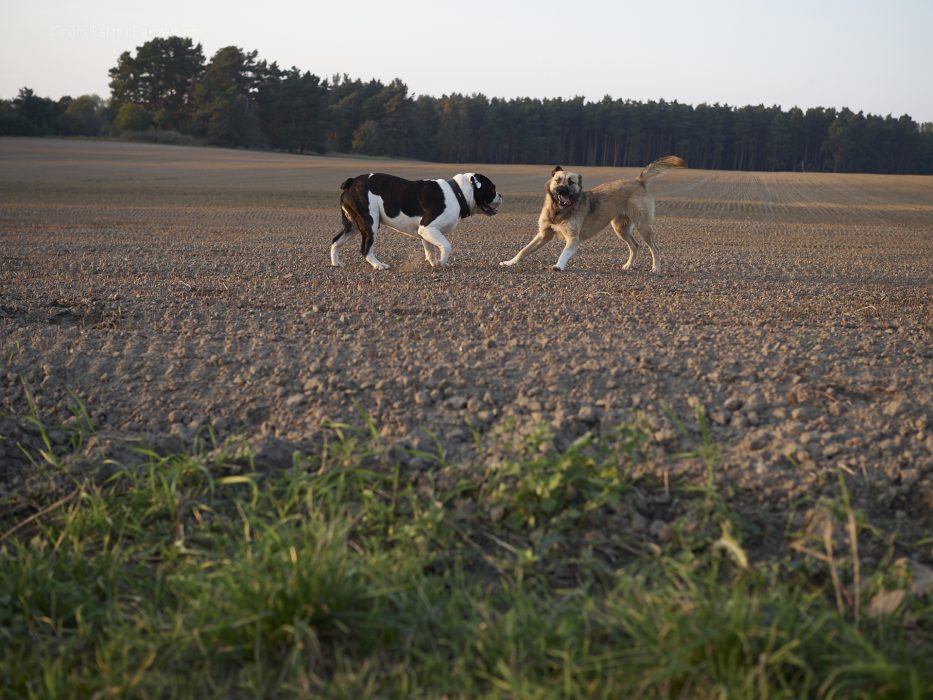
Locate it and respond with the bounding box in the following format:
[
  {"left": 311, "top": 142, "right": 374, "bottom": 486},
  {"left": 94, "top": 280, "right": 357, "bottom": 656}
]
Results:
[{"left": 2, "top": 137, "right": 932, "bottom": 535}]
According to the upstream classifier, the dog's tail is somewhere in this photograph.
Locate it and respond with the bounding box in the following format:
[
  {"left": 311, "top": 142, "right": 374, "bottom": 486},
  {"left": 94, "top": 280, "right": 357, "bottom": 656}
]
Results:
[
  {"left": 637, "top": 155, "right": 687, "bottom": 183},
  {"left": 339, "top": 177, "right": 354, "bottom": 190}
]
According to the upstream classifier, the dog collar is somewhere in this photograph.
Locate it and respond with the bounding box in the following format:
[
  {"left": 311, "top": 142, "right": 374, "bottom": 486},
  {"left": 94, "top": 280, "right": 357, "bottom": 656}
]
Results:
[{"left": 446, "top": 179, "right": 472, "bottom": 219}]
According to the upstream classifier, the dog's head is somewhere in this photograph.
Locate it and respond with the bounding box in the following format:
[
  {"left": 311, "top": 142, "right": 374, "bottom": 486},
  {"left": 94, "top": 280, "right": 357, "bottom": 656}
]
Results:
[
  {"left": 548, "top": 166, "right": 582, "bottom": 209},
  {"left": 469, "top": 173, "right": 502, "bottom": 216}
]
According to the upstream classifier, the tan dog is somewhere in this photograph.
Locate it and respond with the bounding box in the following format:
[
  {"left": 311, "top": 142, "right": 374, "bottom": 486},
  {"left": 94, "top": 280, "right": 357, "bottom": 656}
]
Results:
[{"left": 500, "top": 155, "right": 686, "bottom": 272}]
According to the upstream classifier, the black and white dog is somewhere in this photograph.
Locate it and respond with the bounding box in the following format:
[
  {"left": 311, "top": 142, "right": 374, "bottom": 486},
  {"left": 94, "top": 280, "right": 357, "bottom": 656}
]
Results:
[{"left": 331, "top": 172, "right": 502, "bottom": 269}]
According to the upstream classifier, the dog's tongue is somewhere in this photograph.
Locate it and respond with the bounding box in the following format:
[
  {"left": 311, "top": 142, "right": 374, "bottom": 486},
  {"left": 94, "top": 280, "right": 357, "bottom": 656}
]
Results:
[{"left": 558, "top": 193, "right": 571, "bottom": 207}]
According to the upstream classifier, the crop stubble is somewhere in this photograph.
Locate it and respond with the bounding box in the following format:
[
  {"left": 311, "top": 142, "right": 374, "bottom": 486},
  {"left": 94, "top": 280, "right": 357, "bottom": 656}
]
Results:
[{"left": 1, "top": 138, "right": 932, "bottom": 533}]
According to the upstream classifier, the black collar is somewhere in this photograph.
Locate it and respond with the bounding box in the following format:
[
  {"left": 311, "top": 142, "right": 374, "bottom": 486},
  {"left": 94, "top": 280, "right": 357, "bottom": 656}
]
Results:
[{"left": 447, "top": 178, "right": 472, "bottom": 219}]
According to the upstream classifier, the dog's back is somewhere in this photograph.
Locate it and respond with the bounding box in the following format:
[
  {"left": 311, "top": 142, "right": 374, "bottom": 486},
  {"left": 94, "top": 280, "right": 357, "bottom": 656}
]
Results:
[{"left": 580, "top": 156, "right": 686, "bottom": 240}]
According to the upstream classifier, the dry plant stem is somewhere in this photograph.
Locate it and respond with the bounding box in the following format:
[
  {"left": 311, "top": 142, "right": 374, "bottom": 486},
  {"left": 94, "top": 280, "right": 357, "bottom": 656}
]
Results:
[
  {"left": 848, "top": 507, "right": 861, "bottom": 626},
  {"left": 0, "top": 488, "right": 81, "bottom": 544},
  {"left": 822, "top": 520, "right": 846, "bottom": 617}
]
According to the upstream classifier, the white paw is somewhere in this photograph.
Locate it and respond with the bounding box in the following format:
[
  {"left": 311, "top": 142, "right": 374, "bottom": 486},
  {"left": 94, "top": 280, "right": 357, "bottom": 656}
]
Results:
[{"left": 500, "top": 259, "right": 516, "bottom": 267}]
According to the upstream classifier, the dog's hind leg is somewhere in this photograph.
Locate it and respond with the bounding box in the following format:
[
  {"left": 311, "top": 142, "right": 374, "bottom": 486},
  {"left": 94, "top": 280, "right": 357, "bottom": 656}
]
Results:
[
  {"left": 358, "top": 204, "right": 390, "bottom": 270},
  {"left": 611, "top": 214, "right": 639, "bottom": 271},
  {"left": 333, "top": 201, "right": 389, "bottom": 270},
  {"left": 632, "top": 213, "right": 661, "bottom": 273},
  {"left": 362, "top": 227, "right": 390, "bottom": 270},
  {"left": 500, "top": 227, "right": 555, "bottom": 266},
  {"left": 627, "top": 197, "right": 661, "bottom": 273},
  {"left": 330, "top": 209, "right": 355, "bottom": 267},
  {"left": 641, "top": 224, "right": 661, "bottom": 273}
]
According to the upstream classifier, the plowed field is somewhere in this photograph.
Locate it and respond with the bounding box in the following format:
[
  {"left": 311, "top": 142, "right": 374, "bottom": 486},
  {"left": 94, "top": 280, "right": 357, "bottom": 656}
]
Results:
[{"left": 2, "top": 138, "right": 932, "bottom": 533}]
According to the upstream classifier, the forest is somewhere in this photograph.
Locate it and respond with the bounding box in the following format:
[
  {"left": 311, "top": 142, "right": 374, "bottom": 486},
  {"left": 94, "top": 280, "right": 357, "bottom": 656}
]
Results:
[{"left": 2, "top": 36, "right": 932, "bottom": 174}]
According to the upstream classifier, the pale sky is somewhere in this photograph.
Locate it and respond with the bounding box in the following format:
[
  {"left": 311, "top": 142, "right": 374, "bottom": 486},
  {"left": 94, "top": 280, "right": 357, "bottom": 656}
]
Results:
[{"left": 3, "top": 0, "right": 933, "bottom": 123}]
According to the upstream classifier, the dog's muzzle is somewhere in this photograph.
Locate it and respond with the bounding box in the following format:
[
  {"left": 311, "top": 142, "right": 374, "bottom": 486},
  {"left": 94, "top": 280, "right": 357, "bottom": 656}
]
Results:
[
  {"left": 479, "top": 193, "right": 502, "bottom": 216},
  {"left": 554, "top": 186, "right": 573, "bottom": 208}
]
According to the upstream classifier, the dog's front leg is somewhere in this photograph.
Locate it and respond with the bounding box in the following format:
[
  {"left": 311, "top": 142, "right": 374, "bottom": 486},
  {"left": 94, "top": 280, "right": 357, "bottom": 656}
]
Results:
[
  {"left": 421, "top": 239, "right": 438, "bottom": 266},
  {"left": 500, "top": 228, "right": 555, "bottom": 266},
  {"left": 419, "top": 226, "right": 452, "bottom": 266},
  {"left": 553, "top": 238, "right": 579, "bottom": 271}
]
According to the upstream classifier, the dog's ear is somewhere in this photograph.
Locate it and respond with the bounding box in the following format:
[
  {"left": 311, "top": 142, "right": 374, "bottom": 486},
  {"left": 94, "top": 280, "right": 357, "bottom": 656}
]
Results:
[
  {"left": 576, "top": 174, "right": 583, "bottom": 189},
  {"left": 470, "top": 174, "right": 481, "bottom": 189},
  {"left": 552, "top": 166, "right": 563, "bottom": 176}
]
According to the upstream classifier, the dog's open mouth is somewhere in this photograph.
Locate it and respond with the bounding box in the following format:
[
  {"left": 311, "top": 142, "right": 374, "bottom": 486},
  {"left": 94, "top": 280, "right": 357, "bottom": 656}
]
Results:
[
  {"left": 479, "top": 202, "right": 499, "bottom": 216},
  {"left": 555, "top": 188, "right": 573, "bottom": 208}
]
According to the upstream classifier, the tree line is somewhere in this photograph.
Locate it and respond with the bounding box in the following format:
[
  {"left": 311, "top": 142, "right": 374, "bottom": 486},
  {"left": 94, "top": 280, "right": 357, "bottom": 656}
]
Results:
[{"left": 3, "top": 36, "right": 932, "bottom": 174}]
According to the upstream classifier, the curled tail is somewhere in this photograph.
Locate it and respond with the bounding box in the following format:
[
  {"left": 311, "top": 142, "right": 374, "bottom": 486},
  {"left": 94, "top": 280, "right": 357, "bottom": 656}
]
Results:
[
  {"left": 340, "top": 177, "right": 354, "bottom": 190},
  {"left": 638, "top": 155, "right": 687, "bottom": 183}
]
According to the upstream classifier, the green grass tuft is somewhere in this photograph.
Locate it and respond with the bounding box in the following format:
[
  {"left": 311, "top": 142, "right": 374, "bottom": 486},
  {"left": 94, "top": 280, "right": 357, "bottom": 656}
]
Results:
[{"left": 1, "top": 411, "right": 931, "bottom": 698}]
